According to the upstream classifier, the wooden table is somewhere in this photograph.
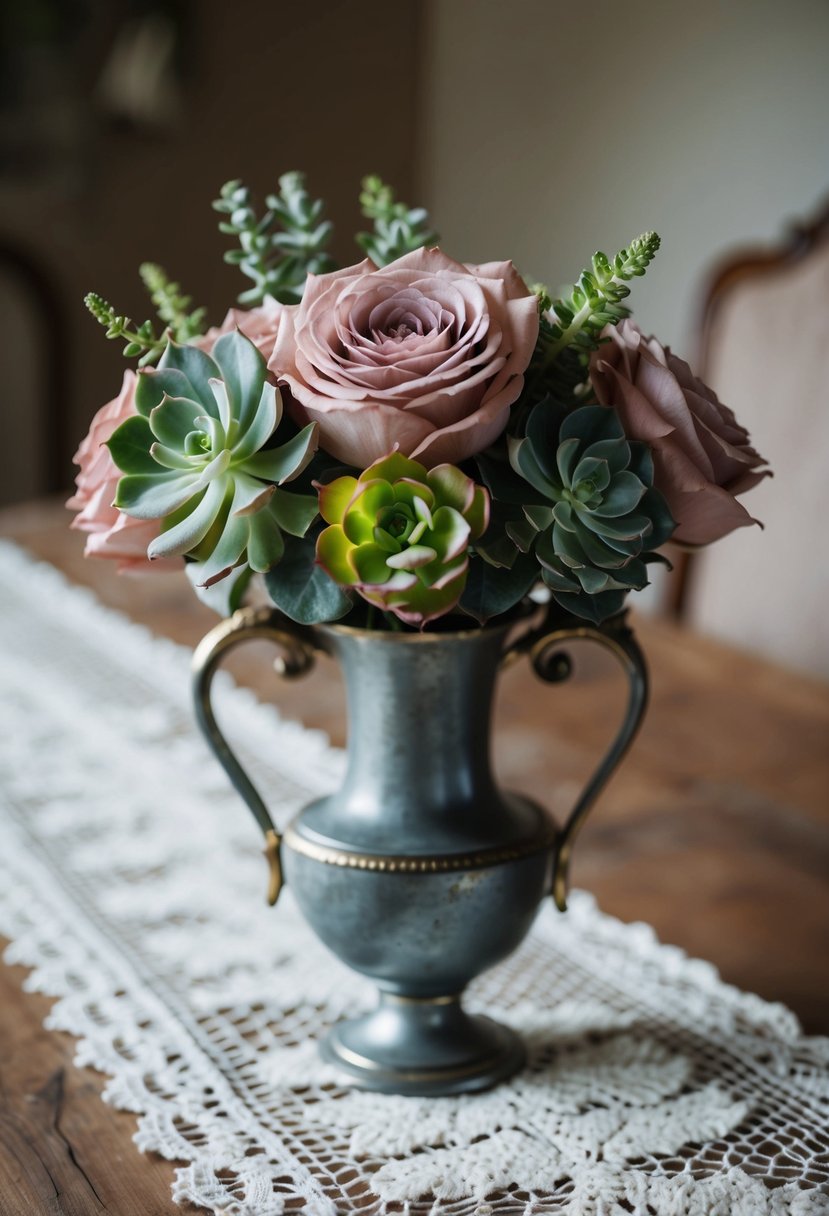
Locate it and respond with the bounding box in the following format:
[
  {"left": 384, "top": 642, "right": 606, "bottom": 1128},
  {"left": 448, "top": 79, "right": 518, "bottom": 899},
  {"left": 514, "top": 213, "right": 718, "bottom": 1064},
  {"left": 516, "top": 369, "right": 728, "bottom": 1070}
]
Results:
[{"left": 2, "top": 499, "right": 828, "bottom": 1214}]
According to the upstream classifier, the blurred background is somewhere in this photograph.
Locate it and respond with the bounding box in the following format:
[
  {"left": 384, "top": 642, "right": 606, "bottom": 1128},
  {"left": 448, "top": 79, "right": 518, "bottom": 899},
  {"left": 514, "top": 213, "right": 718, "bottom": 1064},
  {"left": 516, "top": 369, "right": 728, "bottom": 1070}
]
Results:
[{"left": 1, "top": 0, "right": 828, "bottom": 670}]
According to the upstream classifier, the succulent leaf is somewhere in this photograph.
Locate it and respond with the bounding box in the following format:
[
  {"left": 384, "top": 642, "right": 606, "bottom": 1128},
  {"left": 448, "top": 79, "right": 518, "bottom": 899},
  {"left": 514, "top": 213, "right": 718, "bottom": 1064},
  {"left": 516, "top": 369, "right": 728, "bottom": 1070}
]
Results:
[
  {"left": 242, "top": 422, "right": 318, "bottom": 484},
  {"left": 186, "top": 559, "right": 252, "bottom": 617},
  {"left": 510, "top": 400, "right": 675, "bottom": 621},
  {"left": 158, "top": 341, "right": 224, "bottom": 414},
  {"left": 316, "top": 452, "right": 489, "bottom": 628},
  {"left": 106, "top": 415, "right": 158, "bottom": 475}
]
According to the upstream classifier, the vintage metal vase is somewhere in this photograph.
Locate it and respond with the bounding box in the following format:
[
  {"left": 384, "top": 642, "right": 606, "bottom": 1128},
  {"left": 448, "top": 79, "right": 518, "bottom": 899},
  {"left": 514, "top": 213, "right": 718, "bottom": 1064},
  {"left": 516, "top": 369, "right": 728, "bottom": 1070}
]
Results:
[{"left": 192, "top": 606, "right": 646, "bottom": 1096}]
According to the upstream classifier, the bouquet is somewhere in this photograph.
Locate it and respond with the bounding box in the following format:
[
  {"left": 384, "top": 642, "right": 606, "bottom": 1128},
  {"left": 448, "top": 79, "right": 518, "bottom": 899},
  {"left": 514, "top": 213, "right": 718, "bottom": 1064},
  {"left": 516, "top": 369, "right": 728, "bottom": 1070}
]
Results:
[{"left": 69, "top": 174, "right": 770, "bottom": 629}]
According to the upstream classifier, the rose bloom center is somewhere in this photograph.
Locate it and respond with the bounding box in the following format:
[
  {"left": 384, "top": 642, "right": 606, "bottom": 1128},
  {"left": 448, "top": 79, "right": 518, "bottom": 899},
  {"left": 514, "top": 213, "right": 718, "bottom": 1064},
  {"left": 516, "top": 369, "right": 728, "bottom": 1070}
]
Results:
[{"left": 361, "top": 291, "right": 455, "bottom": 352}]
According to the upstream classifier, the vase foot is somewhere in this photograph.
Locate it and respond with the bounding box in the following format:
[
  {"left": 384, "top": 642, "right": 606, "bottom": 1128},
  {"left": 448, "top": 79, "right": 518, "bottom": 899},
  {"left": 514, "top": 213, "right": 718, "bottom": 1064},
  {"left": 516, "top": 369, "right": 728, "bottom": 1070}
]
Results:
[{"left": 320, "top": 992, "right": 525, "bottom": 1096}]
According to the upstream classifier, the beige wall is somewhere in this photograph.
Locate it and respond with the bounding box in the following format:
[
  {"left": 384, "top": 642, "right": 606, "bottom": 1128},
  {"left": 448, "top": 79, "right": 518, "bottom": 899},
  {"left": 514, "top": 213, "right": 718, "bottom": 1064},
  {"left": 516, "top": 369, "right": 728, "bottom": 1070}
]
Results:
[{"left": 418, "top": 0, "right": 829, "bottom": 356}]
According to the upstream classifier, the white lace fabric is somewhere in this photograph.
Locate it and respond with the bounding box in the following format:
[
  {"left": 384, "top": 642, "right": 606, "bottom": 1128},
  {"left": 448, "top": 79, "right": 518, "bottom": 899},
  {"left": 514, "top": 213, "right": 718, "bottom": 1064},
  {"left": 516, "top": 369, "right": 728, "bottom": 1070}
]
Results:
[{"left": 1, "top": 539, "right": 827, "bottom": 1216}]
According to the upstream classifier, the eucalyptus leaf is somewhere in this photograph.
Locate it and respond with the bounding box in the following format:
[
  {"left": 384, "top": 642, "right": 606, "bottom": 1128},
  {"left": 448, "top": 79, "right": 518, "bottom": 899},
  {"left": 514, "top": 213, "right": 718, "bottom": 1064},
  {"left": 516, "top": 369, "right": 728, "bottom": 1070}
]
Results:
[
  {"left": 264, "top": 532, "right": 353, "bottom": 624},
  {"left": 459, "top": 552, "right": 539, "bottom": 624}
]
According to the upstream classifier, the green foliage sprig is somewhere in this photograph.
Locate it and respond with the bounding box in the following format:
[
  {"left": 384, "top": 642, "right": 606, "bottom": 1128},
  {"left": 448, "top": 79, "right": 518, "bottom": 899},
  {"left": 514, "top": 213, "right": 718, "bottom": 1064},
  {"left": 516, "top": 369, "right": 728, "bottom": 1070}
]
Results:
[
  {"left": 83, "top": 292, "right": 167, "bottom": 366},
  {"left": 85, "top": 265, "right": 206, "bottom": 365},
  {"left": 356, "top": 175, "right": 439, "bottom": 266},
  {"left": 520, "top": 233, "right": 661, "bottom": 418},
  {"left": 543, "top": 232, "right": 661, "bottom": 366},
  {"left": 214, "top": 173, "right": 336, "bottom": 306},
  {"left": 138, "top": 263, "right": 207, "bottom": 343}
]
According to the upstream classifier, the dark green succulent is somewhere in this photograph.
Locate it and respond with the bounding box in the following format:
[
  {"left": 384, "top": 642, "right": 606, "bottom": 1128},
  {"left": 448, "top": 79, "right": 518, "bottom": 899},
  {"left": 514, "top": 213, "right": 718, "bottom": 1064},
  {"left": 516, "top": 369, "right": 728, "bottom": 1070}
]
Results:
[
  {"left": 509, "top": 401, "right": 675, "bottom": 622},
  {"left": 107, "top": 331, "right": 319, "bottom": 599}
]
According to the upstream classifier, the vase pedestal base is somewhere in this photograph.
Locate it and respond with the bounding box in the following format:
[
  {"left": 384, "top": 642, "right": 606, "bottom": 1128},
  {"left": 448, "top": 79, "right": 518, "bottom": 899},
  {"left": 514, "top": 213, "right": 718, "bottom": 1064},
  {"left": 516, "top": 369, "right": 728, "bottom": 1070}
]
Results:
[{"left": 321, "top": 992, "right": 525, "bottom": 1096}]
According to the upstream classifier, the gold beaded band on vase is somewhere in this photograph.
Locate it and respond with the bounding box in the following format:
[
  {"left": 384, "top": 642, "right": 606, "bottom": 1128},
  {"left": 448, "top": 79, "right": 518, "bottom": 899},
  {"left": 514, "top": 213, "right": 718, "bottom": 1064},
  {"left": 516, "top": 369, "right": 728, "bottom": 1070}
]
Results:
[{"left": 282, "top": 820, "right": 557, "bottom": 874}]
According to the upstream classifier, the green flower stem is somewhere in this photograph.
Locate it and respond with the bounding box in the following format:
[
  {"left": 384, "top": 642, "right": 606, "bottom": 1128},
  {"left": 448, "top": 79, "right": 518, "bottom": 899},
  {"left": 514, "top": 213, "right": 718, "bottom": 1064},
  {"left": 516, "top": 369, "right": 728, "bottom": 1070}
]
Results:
[
  {"left": 543, "top": 277, "right": 625, "bottom": 366},
  {"left": 83, "top": 292, "right": 166, "bottom": 365}
]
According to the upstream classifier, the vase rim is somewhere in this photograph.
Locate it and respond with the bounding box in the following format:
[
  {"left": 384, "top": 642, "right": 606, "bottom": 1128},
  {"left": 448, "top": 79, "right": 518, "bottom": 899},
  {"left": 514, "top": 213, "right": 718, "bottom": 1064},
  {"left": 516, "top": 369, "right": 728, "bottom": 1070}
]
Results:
[
  {"left": 316, "top": 607, "right": 538, "bottom": 646},
  {"left": 318, "top": 620, "right": 510, "bottom": 644}
]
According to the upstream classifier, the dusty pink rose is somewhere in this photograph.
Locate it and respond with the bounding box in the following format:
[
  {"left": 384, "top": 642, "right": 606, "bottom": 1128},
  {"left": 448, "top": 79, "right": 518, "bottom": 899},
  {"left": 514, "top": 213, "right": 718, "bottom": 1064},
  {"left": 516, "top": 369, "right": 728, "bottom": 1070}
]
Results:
[
  {"left": 67, "top": 370, "right": 180, "bottom": 572},
  {"left": 268, "top": 247, "right": 539, "bottom": 468},
  {"left": 589, "top": 320, "right": 771, "bottom": 545},
  {"left": 197, "top": 297, "right": 283, "bottom": 360}
]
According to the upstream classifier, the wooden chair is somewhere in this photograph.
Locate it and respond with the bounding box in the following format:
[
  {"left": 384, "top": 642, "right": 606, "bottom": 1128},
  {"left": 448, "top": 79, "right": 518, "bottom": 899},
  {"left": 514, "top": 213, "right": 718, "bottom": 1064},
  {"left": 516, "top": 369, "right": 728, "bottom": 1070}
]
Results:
[{"left": 670, "top": 200, "right": 829, "bottom": 679}]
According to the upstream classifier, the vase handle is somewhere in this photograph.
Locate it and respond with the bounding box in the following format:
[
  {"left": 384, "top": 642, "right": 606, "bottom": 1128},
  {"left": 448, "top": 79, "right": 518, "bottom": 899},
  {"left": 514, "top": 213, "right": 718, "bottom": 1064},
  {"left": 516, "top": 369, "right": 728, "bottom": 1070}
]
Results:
[
  {"left": 191, "top": 606, "right": 316, "bottom": 906},
  {"left": 510, "top": 610, "right": 648, "bottom": 912}
]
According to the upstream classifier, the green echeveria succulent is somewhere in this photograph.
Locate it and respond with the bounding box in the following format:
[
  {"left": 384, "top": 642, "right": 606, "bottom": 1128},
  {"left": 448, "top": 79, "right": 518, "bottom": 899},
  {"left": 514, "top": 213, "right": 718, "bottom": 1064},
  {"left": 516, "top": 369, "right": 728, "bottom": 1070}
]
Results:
[
  {"left": 510, "top": 402, "right": 674, "bottom": 622},
  {"left": 108, "top": 331, "right": 319, "bottom": 589},
  {"left": 316, "top": 452, "right": 489, "bottom": 627}
]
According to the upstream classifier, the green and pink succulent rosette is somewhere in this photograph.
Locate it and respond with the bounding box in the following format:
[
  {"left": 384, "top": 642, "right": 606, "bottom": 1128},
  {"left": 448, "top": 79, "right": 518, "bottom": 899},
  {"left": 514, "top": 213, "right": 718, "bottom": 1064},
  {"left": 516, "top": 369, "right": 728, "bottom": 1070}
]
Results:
[{"left": 316, "top": 452, "right": 489, "bottom": 626}]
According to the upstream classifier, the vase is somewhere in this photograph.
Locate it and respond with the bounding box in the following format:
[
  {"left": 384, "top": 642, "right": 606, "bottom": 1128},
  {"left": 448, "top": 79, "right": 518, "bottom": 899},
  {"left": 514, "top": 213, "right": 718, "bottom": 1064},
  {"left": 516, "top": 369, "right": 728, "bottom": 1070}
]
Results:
[{"left": 192, "top": 606, "right": 647, "bottom": 1096}]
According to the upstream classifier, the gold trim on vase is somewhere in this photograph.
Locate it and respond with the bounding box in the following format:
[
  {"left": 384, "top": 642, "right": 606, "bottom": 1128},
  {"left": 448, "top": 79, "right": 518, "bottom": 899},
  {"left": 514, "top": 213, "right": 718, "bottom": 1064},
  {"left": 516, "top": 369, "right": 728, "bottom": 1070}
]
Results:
[{"left": 282, "top": 820, "right": 557, "bottom": 874}]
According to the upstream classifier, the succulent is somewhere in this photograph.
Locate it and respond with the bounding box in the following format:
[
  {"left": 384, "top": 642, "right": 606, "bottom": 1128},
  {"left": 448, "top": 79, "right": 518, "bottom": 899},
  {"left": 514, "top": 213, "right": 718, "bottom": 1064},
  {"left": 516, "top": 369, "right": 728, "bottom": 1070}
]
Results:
[
  {"left": 510, "top": 401, "right": 674, "bottom": 622},
  {"left": 107, "top": 331, "right": 319, "bottom": 590},
  {"left": 316, "top": 452, "right": 489, "bottom": 627}
]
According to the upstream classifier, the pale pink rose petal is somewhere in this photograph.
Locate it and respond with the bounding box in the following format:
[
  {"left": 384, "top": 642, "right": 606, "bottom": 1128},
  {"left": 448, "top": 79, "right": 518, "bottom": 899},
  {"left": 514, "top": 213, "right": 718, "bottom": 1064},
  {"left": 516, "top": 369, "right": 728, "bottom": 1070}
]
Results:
[
  {"left": 301, "top": 400, "right": 435, "bottom": 468},
  {"left": 410, "top": 390, "right": 515, "bottom": 467}
]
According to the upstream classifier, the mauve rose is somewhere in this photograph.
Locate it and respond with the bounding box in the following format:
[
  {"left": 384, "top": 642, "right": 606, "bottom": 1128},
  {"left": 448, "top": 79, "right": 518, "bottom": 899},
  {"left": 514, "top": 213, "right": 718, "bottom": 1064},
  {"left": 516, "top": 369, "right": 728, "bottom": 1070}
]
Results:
[
  {"left": 268, "top": 247, "right": 539, "bottom": 469},
  {"left": 67, "top": 370, "right": 181, "bottom": 572},
  {"left": 589, "top": 320, "right": 770, "bottom": 545}
]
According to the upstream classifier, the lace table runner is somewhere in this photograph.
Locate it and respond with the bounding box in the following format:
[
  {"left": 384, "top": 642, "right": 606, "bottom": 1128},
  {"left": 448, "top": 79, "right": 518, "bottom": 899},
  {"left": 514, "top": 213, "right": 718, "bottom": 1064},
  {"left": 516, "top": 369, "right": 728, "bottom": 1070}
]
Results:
[{"left": 1, "top": 540, "right": 827, "bottom": 1216}]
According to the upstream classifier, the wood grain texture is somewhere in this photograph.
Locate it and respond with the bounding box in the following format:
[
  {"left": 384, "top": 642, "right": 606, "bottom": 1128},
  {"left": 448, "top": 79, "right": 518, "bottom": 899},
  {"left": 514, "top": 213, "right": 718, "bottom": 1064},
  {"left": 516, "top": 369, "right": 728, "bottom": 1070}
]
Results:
[
  {"left": 2, "top": 498, "right": 828, "bottom": 1212},
  {"left": 0, "top": 957, "right": 199, "bottom": 1215}
]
